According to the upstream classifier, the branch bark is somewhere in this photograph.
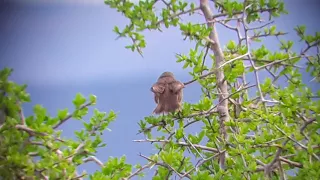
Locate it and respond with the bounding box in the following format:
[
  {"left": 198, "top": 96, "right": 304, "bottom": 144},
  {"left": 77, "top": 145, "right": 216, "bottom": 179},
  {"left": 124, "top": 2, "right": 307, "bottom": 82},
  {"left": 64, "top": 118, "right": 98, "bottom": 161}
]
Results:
[
  {"left": 133, "top": 139, "right": 219, "bottom": 153},
  {"left": 123, "top": 163, "right": 153, "bottom": 180},
  {"left": 83, "top": 156, "right": 104, "bottom": 167},
  {"left": 199, "top": 0, "right": 229, "bottom": 170}
]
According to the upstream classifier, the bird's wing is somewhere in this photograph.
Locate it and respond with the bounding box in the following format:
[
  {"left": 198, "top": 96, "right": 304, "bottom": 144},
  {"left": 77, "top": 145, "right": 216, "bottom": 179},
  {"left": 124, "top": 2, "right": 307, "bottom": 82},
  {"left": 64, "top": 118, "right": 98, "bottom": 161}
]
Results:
[
  {"left": 169, "top": 81, "right": 184, "bottom": 93},
  {"left": 151, "top": 83, "right": 165, "bottom": 94},
  {"left": 153, "top": 94, "right": 159, "bottom": 104},
  {"left": 177, "top": 88, "right": 183, "bottom": 103},
  {"left": 151, "top": 83, "right": 165, "bottom": 104}
]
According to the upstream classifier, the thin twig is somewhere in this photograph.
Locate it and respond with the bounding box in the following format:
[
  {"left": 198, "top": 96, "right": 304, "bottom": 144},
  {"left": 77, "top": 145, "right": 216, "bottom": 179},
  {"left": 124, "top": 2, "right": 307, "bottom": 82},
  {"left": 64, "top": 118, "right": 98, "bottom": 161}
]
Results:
[
  {"left": 83, "top": 156, "right": 104, "bottom": 167},
  {"left": 15, "top": 124, "right": 65, "bottom": 143},
  {"left": 180, "top": 151, "right": 224, "bottom": 178},
  {"left": 279, "top": 157, "right": 303, "bottom": 168},
  {"left": 17, "top": 102, "right": 26, "bottom": 125},
  {"left": 184, "top": 52, "right": 249, "bottom": 86},
  {"left": 133, "top": 139, "right": 218, "bottom": 152},
  {"left": 156, "top": 7, "right": 201, "bottom": 25},
  {"left": 124, "top": 163, "right": 153, "bottom": 180},
  {"left": 247, "top": 21, "right": 274, "bottom": 30},
  {"left": 211, "top": 7, "right": 279, "bottom": 19},
  {"left": 71, "top": 173, "right": 87, "bottom": 180},
  {"left": 138, "top": 153, "right": 188, "bottom": 178},
  {"left": 53, "top": 101, "right": 93, "bottom": 129}
]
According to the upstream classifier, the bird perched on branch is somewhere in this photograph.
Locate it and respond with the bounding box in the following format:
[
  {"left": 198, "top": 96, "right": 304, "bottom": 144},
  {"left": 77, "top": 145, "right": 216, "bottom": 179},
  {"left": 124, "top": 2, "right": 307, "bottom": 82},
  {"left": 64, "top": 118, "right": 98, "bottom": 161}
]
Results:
[{"left": 150, "top": 72, "right": 185, "bottom": 114}]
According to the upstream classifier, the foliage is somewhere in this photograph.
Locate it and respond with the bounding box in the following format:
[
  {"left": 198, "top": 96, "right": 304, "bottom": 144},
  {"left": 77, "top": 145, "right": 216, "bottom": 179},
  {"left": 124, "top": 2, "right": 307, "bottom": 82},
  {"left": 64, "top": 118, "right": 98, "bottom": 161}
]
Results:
[
  {"left": 0, "top": 68, "right": 130, "bottom": 179},
  {"left": 0, "top": 0, "right": 319, "bottom": 179},
  {"left": 103, "top": 0, "right": 319, "bottom": 179}
]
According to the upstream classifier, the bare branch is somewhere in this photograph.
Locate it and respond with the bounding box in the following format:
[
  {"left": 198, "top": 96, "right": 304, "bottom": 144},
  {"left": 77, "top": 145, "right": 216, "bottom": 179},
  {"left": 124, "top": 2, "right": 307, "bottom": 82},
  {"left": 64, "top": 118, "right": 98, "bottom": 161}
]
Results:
[
  {"left": 211, "top": 7, "right": 279, "bottom": 19},
  {"left": 200, "top": 0, "right": 230, "bottom": 169},
  {"left": 301, "top": 39, "right": 320, "bottom": 55},
  {"left": 134, "top": 139, "right": 219, "bottom": 152},
  {"left": 71, "top": 173, "right": 87, "bottom": 180},
  {"left": 15, "top": 124, "right": 65, "bottom": 143},
  {"left": 243, "top": 58, "right": 304, "bottom": 69},
  {"left": 83, "top": 156, "right": 104, "bottom": 167},
  {"left": 278, "top": 160, "right": 286, "bottom": 180},
  {"left": 138, "top": 153, "right": 188, "bottom": 178},
  {"left": 208, "top": 83, "right": 256, "bottom": 112},
  {"left": 279, "top": 157, "right": 303, "bottom": 168},
  {"left": 247, "top": 20, "right": 274, "bottom": 31},
  {"left": 184, "top": 52, "right": 249, "bottom": 86},
  {"left": 216, "top": 21, "right": 237, "bottom": 30},
  {"left": 265, "top": 139, "right": 289, "bottom": 176},
  {"left": 240, "top": 4, "right": 279, "bottom": 105},
  {"left": 300, "top": 118, "right": 316, "bottom": 133},
  {"left": 156, "top": 7, "right": 201, "bottom": 26},
  {"left": 181, "top": 151, "right": 224, "bottom": 178},
  {"left": 124, "top": 163, "right": 153, "bottom": 180},
  {"left": 256, "top": 56, "right": 301, "bottom": 70},
  {"left": 17, "top": 102, "right": 26, "bottom": 125},
  {"left": 67, "top": 142, "right": 85, "bottom": 162}
]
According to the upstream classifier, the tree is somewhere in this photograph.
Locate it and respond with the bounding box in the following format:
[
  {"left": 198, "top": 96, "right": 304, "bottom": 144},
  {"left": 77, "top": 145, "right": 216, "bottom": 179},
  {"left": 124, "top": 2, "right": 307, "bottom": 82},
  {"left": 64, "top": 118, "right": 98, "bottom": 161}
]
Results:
[
  {"left": 0, "top": 67, "right": 124, "bottom": 179},
  {"left": 102, "top": 0, "right": 320, "bottom": 179},
  {"left": 0, "top": 0, "right": 319, "bottom": 179}
]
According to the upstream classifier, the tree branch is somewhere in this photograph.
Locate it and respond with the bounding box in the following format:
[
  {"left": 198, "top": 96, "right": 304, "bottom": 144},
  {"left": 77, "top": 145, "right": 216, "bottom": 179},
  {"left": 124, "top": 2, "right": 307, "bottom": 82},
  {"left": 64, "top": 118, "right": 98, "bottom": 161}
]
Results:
[
  {"left": 83, "top": 156, "right": 104, "bottom": 167},
  {"left": 123, "top": 163, "right": 153, "bottom": 180},
  {"left": 156, "top": 7, "right": 201, "bottom": 26},
  {"left": 279, "top": 157, "right": 303, "bottom": 168},
  {"left": 211, "top": 7, "right": 279, "bottom": 19},
  {"left": 138, "top": 153, "right": 189, "bottom": 179},
  {"left": 183, "top": 52, "right": 249, "bottom": 86},
  {"left": 133, "top": 139, "right": 219, "bottom": 153},
  {"left": 53, "top": 101, "right": 93, "bottom": 129},
  {"left": 15, "top": 124, "right": 65, "bottom": 143},
  {"left": 181, "top": 151, "right": 224, "bottom": 178},
  {"left": 200, "top": 0, "right": 229, "bottom": 170},
  {"left": 17, "top": 102, "right": 26, "bottom": 125}
]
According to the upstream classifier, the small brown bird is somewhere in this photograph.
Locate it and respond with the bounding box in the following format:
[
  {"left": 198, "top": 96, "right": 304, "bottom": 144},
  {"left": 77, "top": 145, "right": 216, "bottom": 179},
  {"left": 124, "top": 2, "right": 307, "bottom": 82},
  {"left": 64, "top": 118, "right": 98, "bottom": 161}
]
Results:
[{"left": 151, "top": 72, "right": 185, "bottom": 114}]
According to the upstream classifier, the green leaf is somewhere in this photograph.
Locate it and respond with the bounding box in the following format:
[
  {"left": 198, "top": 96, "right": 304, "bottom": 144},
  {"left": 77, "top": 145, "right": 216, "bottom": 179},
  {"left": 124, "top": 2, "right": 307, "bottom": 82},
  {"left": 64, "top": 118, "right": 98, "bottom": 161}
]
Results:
[
  {"left": 107, "top": 110, "right": 117, "bottom": 121},
  {"left": 190, "top": 3, "right": 195, "bottom": 12},
  {"left": 73, "top": 108, "right": 88, "bottom": 119},
  {"left": 269, "top": 25, "right": 276, "bottom": 35},
  {"left": 125, "top": 45, "right": 133, "bottom": 49},
  {"left": 176, "top": 128, "right": 184, "bottom": 140},
  {"left": 73, "top": 93, "right": 86, "bottom": 108},
  {"left": 183, "top": 62, "right": 189, "bottom": 69},
  {"left": 113, "top": 26, "right": 120, "bottom": 34},
  {"left": 202, "top": 97, "right": 212, "bottom": 110},
  {"left": 33, "top": 104, "right": 47, "bottom": 124},
  {"left": 226, "top": 40, "right": 236, "bottom": 51},
  {"left": 57, "top": 108, "right": 69, "bottom": 120},
  {"left": 84, "top": 122, "right": 93, "bottom": 131},
  {"left": 19, "top": 91, "right": 31, "bottom": 102},
  {"left": 89, "top": 94, "right": 97, "bottom": 104}
]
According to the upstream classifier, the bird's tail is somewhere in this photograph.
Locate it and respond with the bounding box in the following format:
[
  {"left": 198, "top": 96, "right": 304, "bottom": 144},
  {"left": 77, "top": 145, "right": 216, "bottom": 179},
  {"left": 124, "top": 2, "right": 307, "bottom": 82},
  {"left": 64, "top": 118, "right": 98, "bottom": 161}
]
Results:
[{"left": 153, "top": 104, "right": 164, "bottom": 114}]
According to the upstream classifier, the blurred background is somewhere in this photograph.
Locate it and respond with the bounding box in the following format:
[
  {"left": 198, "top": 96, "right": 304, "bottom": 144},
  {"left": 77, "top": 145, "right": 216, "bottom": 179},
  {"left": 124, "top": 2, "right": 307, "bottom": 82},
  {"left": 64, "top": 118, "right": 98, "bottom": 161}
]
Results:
[{"left": 0, "top": 0, "right": 319, "bottom": 177}]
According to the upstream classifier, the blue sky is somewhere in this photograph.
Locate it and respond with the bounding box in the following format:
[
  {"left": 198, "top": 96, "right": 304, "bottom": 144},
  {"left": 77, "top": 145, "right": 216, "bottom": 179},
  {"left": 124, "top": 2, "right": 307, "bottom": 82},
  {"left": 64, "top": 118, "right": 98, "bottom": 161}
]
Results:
[{"left": 0, "top": 0, "right": 319, "bottom": 178}]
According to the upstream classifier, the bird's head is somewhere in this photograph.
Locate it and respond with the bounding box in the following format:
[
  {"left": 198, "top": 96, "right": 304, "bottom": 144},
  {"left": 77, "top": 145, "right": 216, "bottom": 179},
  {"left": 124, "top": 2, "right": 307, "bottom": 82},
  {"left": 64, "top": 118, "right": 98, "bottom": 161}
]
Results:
[{"left": 159, "top": 72, "right": 174, "bottom": 79}]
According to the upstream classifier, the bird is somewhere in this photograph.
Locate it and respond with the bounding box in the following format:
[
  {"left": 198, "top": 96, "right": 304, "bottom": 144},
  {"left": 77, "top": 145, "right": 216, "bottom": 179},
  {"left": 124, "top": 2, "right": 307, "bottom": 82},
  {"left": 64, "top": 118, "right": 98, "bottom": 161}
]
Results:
[{"left": 150, "top": 72, "right": 185, "bottom": 114}]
